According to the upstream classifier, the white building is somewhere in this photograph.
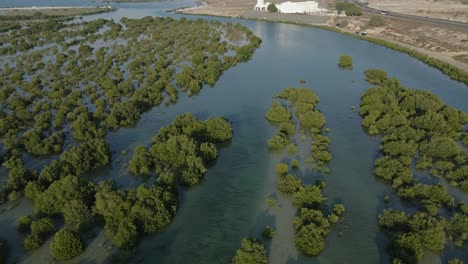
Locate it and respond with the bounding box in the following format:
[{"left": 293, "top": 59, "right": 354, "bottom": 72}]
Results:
[
  {"left": 254, "top": 0, "right": 327, "bottom": 15},
  {"left": 254, "top": 0, "right": 270, "bottom": 11}
]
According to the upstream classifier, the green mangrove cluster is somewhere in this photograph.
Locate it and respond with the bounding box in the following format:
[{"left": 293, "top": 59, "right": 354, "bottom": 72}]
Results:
[
  {"left": 338, "top": 55, "right": 353, "bottom": 70},
  {"left": 18, "top": 114, "right": 232, "bottom": 260},
  {"left": 359, "top": 70, "right": 468, "bottom": 263},
  {"left": 266, "top": 87, "right": 331, "bottom": 172},
  {"left": 0, "top": 16, "right": 259, "bottom": 202},
  {"left": 266, "top": 87, "right": 344, "bottom": 256},
  {"left": 128, "top": 113, "right": 233, "bottom": 185},
  {"left": 232, "top": 239, "right": 268, "bottom": 264},
  {"left": 0, "top": 16, "right": 259, "bottom": 261}
]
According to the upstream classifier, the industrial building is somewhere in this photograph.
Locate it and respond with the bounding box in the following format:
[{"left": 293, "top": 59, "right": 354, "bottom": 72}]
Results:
[{"left": 254, "top": 0, "right": 327, "bottom": 15}]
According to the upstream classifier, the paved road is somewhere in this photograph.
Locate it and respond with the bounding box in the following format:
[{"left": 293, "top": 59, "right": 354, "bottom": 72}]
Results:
[{"left": 350, "top": 0, "right": 468, "bottom": 31}]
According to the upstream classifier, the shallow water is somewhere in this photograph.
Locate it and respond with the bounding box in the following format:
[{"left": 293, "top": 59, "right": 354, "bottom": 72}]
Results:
[{"left": 1, "top": 0, "right": 468, "bottom": 263}]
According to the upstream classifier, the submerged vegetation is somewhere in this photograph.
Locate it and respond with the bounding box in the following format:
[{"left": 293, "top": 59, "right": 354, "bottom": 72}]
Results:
[
  {"left": 360, "top": 69, "right": 468, "bottom": 263},
  {"left": 0, "top": 15, "right": 258, "bottom": 259},
  {"left": 232, "top": 239, "right": 268, "bottom": 264},
  {"left": 128, "top": 113, "right": 233, "bottom": 185},
  {"left": 265, "top": 87, "right": 344, "bottom": 256},
  {"left": 271, "top": 87, "right": 331, "bottom": 171},
  {"left": 18, "top": 114, "right": 232, "bottom": 258},
  {"left": 338, "top": 55, "right": 353, "bottom": 70},
  {"left": 0, "top": 16, "right": 259, "bottom": 201}
]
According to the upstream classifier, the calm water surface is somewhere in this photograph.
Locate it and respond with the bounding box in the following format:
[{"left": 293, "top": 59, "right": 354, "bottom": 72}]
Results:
[{"left": 0, "top": 0, "right": 467, "bottom": 263}]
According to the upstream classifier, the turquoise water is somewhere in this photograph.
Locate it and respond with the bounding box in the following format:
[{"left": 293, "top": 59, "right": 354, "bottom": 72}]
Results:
[{"left": 1, "top": 0, "right": 468, "bottom": 263}]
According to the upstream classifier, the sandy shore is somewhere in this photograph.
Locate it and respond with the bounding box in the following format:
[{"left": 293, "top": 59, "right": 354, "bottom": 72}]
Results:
[
  {"left": 0, "top": 6, "right": 117, "bottom": 18},
  {"left": 177, "top": 1, "right": 468, "bottom": 74},
  {"left": 0, "top": 6, "right": 113, "bottom": 11}
]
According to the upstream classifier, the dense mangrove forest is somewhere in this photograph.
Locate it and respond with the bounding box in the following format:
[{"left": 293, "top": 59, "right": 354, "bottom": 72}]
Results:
[
  {"left": 0, "top": 14, "right": 260, "bottom": 261},
  {"left": 360, "top": 70, "right": 468, "bottom": 263},
  {"left": 1, "top": 0, "right": 468, "bottom": 263}
]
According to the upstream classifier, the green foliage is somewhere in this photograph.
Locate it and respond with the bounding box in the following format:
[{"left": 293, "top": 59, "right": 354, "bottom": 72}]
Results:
[
  {"left": 23, "top": 217, "right": 56, "bottom": 252},
  {"left": 359, "top": 75, "right": 468, "bottom": 263},
  {"left": 265, "top": 86, "right": 340, "bottom": 257},
  {"left": 18, "top": 215, "right": 33, "bottom": 232},
  {"left": 397, "top": 183, "right": 455, "bottom": 209},
  {"left": 297, "top": 110, "right": 326, "bottom": 132},
  {"left": 286, "top": 143, "right": 297, "bottom": 154},
  {"left": 367, "top": 16, "right": 385, "bottom": 27},
  {"left": 275, "top": 163, "right": 289, "bottom": 174},
  {"left": 267, "top": 133, "right": 289, "bottom": 150},
  {"left": 58, "top": 139, "right": 111, "bottom": 177},
  {"left": 379, "top": 210, "right": 447, "bottom": 262},
  {"left": 276, "top": 87, "right": 319, "bottom": 107},
  {"left": 310, "top": 134, "right": 331, "bottom": 167},
  {"left": 265, "top": 102, "right": 291, "bottom": 123},
  {"left": 50, "top": 228, "right": 84, "bottom": 261},
  {"left": 278, "top": 174, "right": 302, "bottom": 194},
  {"left": 336, "top": 3, "right": 362, "bottom": 16},
  {"left": 129, "top": 113, "right": 233, "bottom": 185},
  {"left": 333, "top": 204, "right": 345, "bottom": 216},
  {"left": 360, "top": 76, "right": 467, "bottom": 190},
  {"left": 292, "top": 185, "right": 323, "bottom": 208},
  {"left": 419, "top": 136, "right": 460, "bottom": 158},
  {"left": 33, "top": 176, "right": 95, "bottom": 216},
  {"left": 30, "top": 217, "right": 55, "bottom": 238},
  {"left": 71, "top": 112, "right": 105, "bottom": 141},
  {"left": 95, "top": 182, "right": 176, "bottom": 248},
  {"left": 267, "top": 4, "right": 278, "bottom": 12},
  {"left": 232, "top": 239, "right": 268, "bottom": 264},
  {"left": 293, "top": 207, "right": 334, "bottom": 256},
  {"left": 279, "top": 122, "right": 295, "bottom": 135},
  {"left": 338, "top": 55, "right": 353, "bottom": 69},
  {"left": 262, "top": 226, "right": 275, "bottom": 240},
  {"left": 128, "top": 146, "right": 152, "bottom": 176},
  {"left": 447, "top": 213, "right": 468, "bottom": 246},
  {"left": 364, "top": 68, "right": 388, "bottom": 84},
  {"left": 94, "top": 114, "right": 231, "bottom": 249},
  {"left": 0, "top": 17, "right": 261, "bottom": 208},
  {"left": 374, "top": 156, "right": 412, "bottom": 185},
  {"left": 295, "top": 224, "right": 326, "bottom": 256},
  {"left": 3, "top": 156, "right": 33, "bottom": 191},
  {"left": 62, "top": 199, "right": 91, "bottom": 228},
  {"left": 24, "top": 234, "right": 41, "bottom": 252},
  {"left": 203, "top": 118, "right": 233, "bottom": 142},
  {"left": 291, "top": 159, "right": 300, "bottom": 169}
]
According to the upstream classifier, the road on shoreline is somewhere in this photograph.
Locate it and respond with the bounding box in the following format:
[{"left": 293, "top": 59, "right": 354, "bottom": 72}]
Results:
[{"left": 350, "top": 0, "right": 468, "bottom": 31}]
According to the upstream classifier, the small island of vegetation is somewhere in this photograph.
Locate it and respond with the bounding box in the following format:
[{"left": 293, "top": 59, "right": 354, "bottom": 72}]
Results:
[
  {"left": 338, "top": 55, "right": 353, "bottom": 70},
  {"left": 265, "top": 87, "right": 344, "bottom": 256}
]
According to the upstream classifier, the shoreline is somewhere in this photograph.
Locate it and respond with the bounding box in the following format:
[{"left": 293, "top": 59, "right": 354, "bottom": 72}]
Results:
[
  {"left": 0, "top": 6, "right": 114, "bottom": 11},
  {"left": 0, "top": 6, "right": 118, "bottom": 20},
  {"left": 175, "top": 7, "right": 468, "bottom": 86}
]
